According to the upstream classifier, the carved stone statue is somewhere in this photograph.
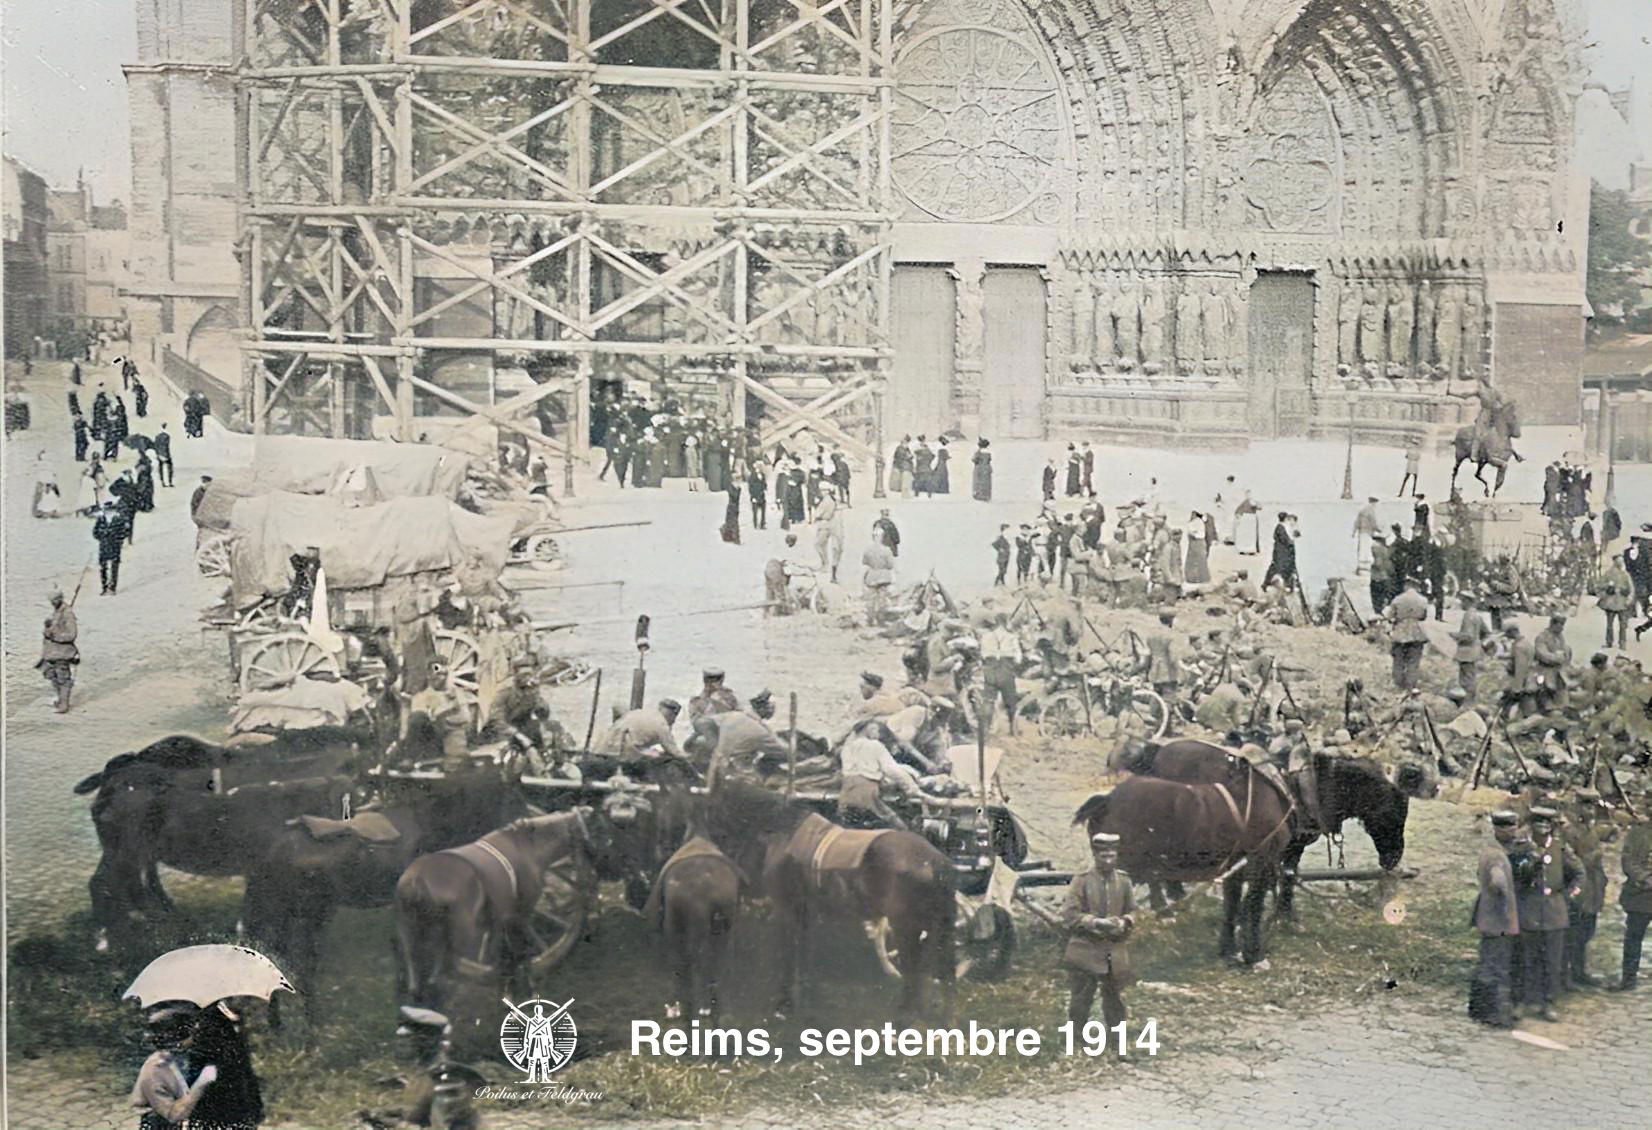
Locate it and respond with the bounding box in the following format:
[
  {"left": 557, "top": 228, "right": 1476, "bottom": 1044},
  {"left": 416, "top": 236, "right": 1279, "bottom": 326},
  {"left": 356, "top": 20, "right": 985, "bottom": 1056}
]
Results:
[
  {"left": 1386, "top": 282, "right": 1414, "bottom": 374},
  {"left": 1414, "top": 280, "right": 1438, "bottom": 373},
  {"left": 1092, "top": 278, "right": 1116, "bottom": 368},
  {"left": 1201, "top": 280, "right": 1230, "bottom": 367},
  {"left": 956, "top": 275, "right": 985, "bottom": 369},
  {"left": 1112, "top": 283, "right": 1139, "bottom": 370},
  {"left": 1461, "top": 291, "right": 1484, "bottom": 377},
  {"left": 1175, "top": 283, "right": 1203, "bottom": 373},
  {"left": 1226, "top": 285, "right": 1248, "bottom": 373},
  {"left": 1433, "top": 283, "right": 1462, "bottom": 381},
  {"left": 1337, "top": 280, "right": 1360, "bottom": 369},
  {"left": 1139, "top": 283, "right": 1166, "bottom": 366},
  {"left": 1069, "top": 274, "right": 1095, "bottom": 371},
  {"left": 1356, "top": 284, "right": 1385, "bottom": 370}
]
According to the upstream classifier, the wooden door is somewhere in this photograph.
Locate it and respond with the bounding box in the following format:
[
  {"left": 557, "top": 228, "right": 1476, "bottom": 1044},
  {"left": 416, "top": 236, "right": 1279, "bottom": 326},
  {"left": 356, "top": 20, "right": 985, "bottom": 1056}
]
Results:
[
  {"left": 1246, "top": 273, "right": 1315, "bottom": 439},
  {"left": 983, "top": 267, "right": 1047, "bottom": 439},
  {"left": 888, "top": 266, "right": 957, "bottom": 440}
]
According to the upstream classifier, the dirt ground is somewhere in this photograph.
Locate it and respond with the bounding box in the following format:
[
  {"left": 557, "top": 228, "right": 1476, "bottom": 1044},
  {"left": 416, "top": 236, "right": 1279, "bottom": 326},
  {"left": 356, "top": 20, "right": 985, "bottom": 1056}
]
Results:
[{"left": 6, "top": 357, "right": 1652, "bottom": 1127}]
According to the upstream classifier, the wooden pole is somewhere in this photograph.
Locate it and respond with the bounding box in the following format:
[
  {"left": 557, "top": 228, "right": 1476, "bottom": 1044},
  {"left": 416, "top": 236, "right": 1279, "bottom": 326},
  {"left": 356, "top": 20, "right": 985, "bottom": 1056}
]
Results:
[
  {"left": 582, "top": 667, "right": 603, "bottom": 753},
  {"left": 787, "top": 691, "right": 798, "bottom": 801}
]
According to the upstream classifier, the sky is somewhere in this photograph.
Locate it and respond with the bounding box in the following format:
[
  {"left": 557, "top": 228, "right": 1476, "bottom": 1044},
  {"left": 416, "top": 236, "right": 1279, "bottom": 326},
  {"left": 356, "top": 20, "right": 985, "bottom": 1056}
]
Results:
[{"left": 1, "top": 0, "right": 1649, "bottom": 204}]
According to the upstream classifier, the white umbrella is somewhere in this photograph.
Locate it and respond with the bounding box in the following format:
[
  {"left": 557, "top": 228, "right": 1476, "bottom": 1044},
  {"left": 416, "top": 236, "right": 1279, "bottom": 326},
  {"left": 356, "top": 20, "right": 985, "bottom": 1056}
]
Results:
[{"left": 122, "top": 945, "right": 295, "bottom": 1009}]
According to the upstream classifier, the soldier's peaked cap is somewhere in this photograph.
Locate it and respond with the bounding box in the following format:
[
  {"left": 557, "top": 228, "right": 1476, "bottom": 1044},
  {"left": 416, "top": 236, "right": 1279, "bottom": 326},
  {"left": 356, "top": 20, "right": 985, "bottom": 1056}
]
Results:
[
  {"left": 1529, "top": 805, "right": 1559, "bottom": 820},
  {"left": 860, "top": 671, "right": 884, "bottom": 688},
  {"left": 659, "top": 698, "right": 682, "bottom": 711},
  {"left": 1490, "top": 810, "right": 1519, "bottom": 827},
  {"left": 1090, "top": 832, "right": 1121, "bottom": 845},
  {"left": 702, "top": 667, "right": 725, "bottom": 680}
]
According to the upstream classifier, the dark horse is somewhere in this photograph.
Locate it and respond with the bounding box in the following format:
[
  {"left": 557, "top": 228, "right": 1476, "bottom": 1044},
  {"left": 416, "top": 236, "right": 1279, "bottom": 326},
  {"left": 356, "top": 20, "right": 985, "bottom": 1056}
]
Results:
[
  {"left": 1451, "top": 395, "right": 1521, "bottom": 498},
  {"left": 700, "top": 780, "right": 955, "bottom": 1020},
  {"left": 1077, "top": 739, "right": 1413, "bottom": 962},
  {"left": 394, "top": 811, "right": 596, "bottom": 1029},
  {"left": 72, "top": 730, "right": 364, "bottom": 950},
  {"left": 645, "top": 826, "right": 747, "bottom": 1021},
  {"left": 241, "top": 770, "right": 530, "bottom": 1028},
  {"left": 1117, "top": 738, "right": 1417, "bottom": 919}
]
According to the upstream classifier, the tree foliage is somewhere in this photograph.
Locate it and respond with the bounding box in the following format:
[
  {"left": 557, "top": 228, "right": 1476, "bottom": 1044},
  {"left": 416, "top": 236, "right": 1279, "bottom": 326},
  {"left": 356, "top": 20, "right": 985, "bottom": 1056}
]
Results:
[{"left": 1586, "top": 184, "right": 1652, "bottom": 334}]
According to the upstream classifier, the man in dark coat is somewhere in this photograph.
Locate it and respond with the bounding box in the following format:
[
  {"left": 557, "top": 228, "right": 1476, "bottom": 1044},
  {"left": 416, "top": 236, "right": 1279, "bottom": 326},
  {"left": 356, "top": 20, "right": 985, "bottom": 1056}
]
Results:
[
  {"left": 132, "top": 374, "right": 149, "bottom": 418},
  {"left": 831, "top": 450, "right": 852, "bottom": 507},
  {"left": 108, "top": 473, "right": 139, "bottom": 545},
  {"left": 1513, "top": 807, "right": 1581, "bottom": 1021},
  {"left": 93, "top": 504, "right": 126, "bottom": 594},
  {"left": 1041, "top": 459, "right": 1056, "bottom": 502},
  {"left": 1062, "top": 832, "right": 1136, "bottom": 1031},
  {"left": 873, "top": 509, "right": 900, "bottom": 558},
  {"left": 1081, "top": 441, "right": 1096, "bottom": 497},
  {"left": 912, "top": 439, "right": 935, "bottom": 498},
  {"left": 153, "top": 423, "right": 174, "bottom": 486},
  {"left": 72, "top": 412, "right": 89, "bottom": 462},
  {"left": 1565, "top": 793, "right": 1610, "bottom": 988},
  {"left": 91, "top": 388, "right": 110, "bottom": 440},
  {"left": 992, "top": 524, "right": 1011, "bottom": 587},
  {"left": 746, "top": 461, "right": 767, "bottom": 529},
  {"left": 1469, "top": 810, "right": 1521, "bottom": 1027},
  {"left": 1616, "top": 813, "right": 1652, "bottom": 991},
  {"left": 1422, "top": 532, "right": 1448, "bottom": 620}
]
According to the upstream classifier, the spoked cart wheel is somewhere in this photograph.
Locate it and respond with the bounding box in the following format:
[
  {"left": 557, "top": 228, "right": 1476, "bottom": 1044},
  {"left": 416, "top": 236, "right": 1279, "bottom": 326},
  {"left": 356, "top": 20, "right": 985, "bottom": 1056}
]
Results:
[
  {"left": 955, "top": 903, "right": 1016, "bottom": 982},
  {"left": 527, "top": 534, "right": 561, "bottom": 564},
  {"left": 523, "top": 852, "right": 591, "bottom": 982},
  {"left": 432, "top": 629, "right": 482, "bottom": 706},
  {"left": 195, "top": 533, "right": 234, "bottom": 577},
  {"left": 1116, "top": 688, "right": 1169, "bottom": 741},
  {"left": 239, "top": 631, "right": 342, "bottom": 692},
  {"left": 1038, "top": 692, "right": 1089, "bottom": 740}
]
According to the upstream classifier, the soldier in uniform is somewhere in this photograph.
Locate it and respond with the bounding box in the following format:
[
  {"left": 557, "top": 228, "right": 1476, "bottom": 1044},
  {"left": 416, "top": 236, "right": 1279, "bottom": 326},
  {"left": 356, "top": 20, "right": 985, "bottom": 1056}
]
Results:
[
  {"left": 1614, "top": 810, "right": 1652, "bottom": 991},
  {"left": 688, "top": 668, "right": 740, "bottom": 720},
  {"left": 1061, "top": 831, "right": 1137, "bottom": 1032},
  {"left": 1451, "top": 593, "right": 1491, "bottom": 702},
  {"left": 1564, "top": 791, "right": 1611, "bottom": 988},
  {"left": 1470, "top": 810, "right": 1522, "bottom": 1028},
  {"left": 598, "top": 699, "right": 685, "bottom": 762},
  {"left": 1598, "top": 553, "right": 1634, "bottom": 649},
  {"left": 978, "top": 612, "right": 1022, "bottom": 737},
  {"left": 1512, "top": 805, "right": 1581, "bottom": 1021},
  {"left": 1387, "top": 578, "right": 1430, "bottom": 691},
  {"left": 1499, "top": 624, "right": 1536, "bottom": 720},
  {"left": 407, "top": 659, "right": 473, "bottom": 773},
  {"left": 1140, "top": 611, "right": 1181, "bottom": 705},
  {"left": 1531, "top": 613, "right": 1571, "bottom": 716},
  {"left": 37, "top": 590, "right": 79, "bottom": 713},
  {"left": 838, "top": 718, "right": 922, "bottom": 830},
  {"left": 485, "top": 655, "right": 573, "bottom": 768}
]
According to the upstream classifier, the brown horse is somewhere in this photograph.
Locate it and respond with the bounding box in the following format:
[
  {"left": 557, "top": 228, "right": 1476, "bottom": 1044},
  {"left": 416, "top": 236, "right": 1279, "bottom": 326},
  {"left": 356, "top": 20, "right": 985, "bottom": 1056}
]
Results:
[
  {"left": 241, "top": 771, "right": 529, "bottom": 1029},
  {"left": 72, "top": 732, "right": 363, "bottom": 951},
  {"left": 700, "top": 781, "right": 955, "bottom": 1020},
  {"left": 1122, "top": 738, "right": 1419, "bottom": 917},
  {"left": 394, "top": 810, "right": 595, "bottom": 1029},
  {"left": 646, "top": 832, "right": 747, "bottom": 1021},
  {"left": 1076, "top": 740, "right": 1414, "bottom": 962}
]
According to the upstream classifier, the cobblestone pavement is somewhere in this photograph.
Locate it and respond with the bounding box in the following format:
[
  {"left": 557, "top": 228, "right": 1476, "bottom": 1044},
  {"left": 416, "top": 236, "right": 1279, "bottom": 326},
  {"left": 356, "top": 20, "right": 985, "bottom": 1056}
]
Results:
[{"left": 5, "top": 360, "right": 1651, "bottom": 1127}]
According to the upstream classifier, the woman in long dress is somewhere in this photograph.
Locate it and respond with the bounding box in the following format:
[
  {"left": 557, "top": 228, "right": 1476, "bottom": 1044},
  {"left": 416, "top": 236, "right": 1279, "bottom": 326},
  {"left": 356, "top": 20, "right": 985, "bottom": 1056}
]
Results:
[
  {"left": 934, "top": 438, "right": 951, "bottom": 494},
  {"left": 971, "top": 438, "right": 993, "bottom": 501},
  {"left": 31, "top": 453, "right": 62, "bottom": 517},
  {"left": 1183, "top": 511, "right": 1211, "bottom": 585}
]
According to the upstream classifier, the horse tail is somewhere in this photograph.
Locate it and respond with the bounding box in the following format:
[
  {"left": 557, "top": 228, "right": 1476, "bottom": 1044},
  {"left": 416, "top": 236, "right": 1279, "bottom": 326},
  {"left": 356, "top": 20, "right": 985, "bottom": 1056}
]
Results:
[
  {"left": 1072, "top": 793, "right": 1110, "bottom": 828},
  {"left": 394, "top": 866, "right": 448, "bottom": 1010}
]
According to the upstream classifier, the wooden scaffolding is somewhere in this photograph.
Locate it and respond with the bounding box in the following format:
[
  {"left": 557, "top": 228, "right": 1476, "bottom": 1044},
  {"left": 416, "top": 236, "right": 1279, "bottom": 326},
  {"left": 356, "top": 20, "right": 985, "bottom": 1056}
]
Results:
[{"left": 240, "top": 0, "right": 895, "bottom": 469}]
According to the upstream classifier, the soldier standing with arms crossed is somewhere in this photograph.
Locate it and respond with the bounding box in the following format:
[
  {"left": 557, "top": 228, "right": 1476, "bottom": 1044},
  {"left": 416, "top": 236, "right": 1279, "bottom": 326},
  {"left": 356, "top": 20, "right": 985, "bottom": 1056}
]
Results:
[
  {"left": 1513, "top": 806, "right": 1581, "bottom": 1022},
  {"left": 1613, "top": 810, "right": 1652, "bottom": 992}
]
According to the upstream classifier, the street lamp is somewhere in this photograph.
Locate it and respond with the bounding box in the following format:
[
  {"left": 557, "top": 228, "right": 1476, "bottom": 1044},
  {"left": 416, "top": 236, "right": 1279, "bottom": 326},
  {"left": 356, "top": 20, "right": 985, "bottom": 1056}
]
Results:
[{"left": 1340, "top": 396, "right": 1355, "bottom": 500}]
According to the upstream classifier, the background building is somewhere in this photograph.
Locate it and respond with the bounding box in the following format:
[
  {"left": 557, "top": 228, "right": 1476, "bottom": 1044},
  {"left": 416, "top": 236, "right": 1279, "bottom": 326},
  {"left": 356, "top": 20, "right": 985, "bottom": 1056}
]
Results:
[
  {"left": 47, "top": 179, "right": 130, "bottom": 336},
  {"left": 125, "top": 0, "right": 1594, "bottom": 451},
  {"left": 3, "top": 156, "right": 50, "bottom": 357}
]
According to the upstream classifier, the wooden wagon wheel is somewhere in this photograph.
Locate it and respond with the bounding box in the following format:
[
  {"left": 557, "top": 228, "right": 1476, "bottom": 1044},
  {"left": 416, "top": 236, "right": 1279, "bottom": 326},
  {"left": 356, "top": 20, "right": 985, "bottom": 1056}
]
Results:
[
  {"left": 527, "top": 534, "right": 561, "bottom": 564},
  {"left": 956, "top": 903, "right": 1016, "bottom": 982},
  {"left": 1117, "top": 688, "right": 1169, "bottom": 741},
  {"left": 195, "top": 533, "right": 234, "bottom": 577},
  {"left": 523, "top": 852, "right": 590, "bottom": 981},
  {"left": 1038, "top": 692, "right": 1088, "bottom": 740},
  {"left": 239, "top": 631, "right": 341, "bottom": 692},
  {"left": 432, "top": 629, "right": 482, "bottom": 704}
]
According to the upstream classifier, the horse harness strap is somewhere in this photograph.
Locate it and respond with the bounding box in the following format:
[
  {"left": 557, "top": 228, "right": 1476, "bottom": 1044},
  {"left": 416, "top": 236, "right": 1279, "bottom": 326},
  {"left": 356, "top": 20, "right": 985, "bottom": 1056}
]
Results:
[
  {"left": 475, "top": 838, "right": 519, "bottom": 902},
  {"left": 448, "top": 836, "right": 521, "bottom": 914}
]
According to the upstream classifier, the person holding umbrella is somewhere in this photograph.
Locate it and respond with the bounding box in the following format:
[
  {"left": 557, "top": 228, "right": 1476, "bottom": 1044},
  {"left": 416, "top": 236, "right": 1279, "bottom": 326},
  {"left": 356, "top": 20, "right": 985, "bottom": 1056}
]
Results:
[
  {"left": 131, "top": 1004, "right": 221, "bottom": 1129},
  {"left": 124, "top": 944, "right": 290, "bottom": 1129}
]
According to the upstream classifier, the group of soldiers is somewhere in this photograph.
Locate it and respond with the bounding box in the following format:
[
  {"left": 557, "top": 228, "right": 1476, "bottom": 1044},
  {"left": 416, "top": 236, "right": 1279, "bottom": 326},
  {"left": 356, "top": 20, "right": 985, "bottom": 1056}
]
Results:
[{"left": 1472, "top": 793, "right": 1651, "bottom": 1027}]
